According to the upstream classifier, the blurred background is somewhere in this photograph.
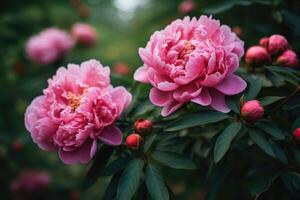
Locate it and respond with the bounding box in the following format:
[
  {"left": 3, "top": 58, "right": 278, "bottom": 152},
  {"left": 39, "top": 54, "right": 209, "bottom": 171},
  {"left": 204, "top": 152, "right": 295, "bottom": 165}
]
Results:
[{"left": 0, "top": 0, "right": 300, "bottom": 199}]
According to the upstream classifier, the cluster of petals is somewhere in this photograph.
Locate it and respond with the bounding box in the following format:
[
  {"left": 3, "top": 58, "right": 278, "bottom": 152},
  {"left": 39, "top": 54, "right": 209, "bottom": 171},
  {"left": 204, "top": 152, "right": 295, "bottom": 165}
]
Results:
[
  {"left": 246, "top": 34, "right": 298, "bottom": 67},
  {"left": 26, "top": 28, "right": 74, "bottom": 65},
  {"left": 25, "top": 59, "right": 132, "bottom": 164},
  {"left": 134, "top": 16, "right": 246, "bottom": 116}
]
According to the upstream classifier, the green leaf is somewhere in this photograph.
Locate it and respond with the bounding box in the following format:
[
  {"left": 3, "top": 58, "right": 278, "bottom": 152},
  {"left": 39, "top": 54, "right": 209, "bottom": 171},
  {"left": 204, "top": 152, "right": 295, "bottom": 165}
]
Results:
[
  {"left": 165, "top": 110, "right": 228, "bottom": 131},
  {"left": 259, "top": 96, "right": 284, "bottom": 106},
  {"left": 103, "top": 172, "right": 122, "bottom": 200},
  {"left": 283, "top": 94, "right": 300, "bottom": 110},
  {"left": 214, "top": 122, "right": 242, "bottom": 163},
  {"left": 256, "top": 120, "right": 285, "bottom": 140},
  {"left": 151, "top": 150, "right": 196, "bottom": 170},
  {"left": 266, "top": 66, "right": 299, "bottom": 86},
  {"left": 117, "top": 158, "right": 144, "bottom": 200},
  {"left": 282, "top": 172, "right": 300, "bottom": 192},
  {"left": 145, "top": 164, "right": 169, "bottom": 200},
  {"left": 269, "top": 140, "right": 288, "bottom": 164},
  {"left": 101, "top": 157, "right": 131, "bottom": 177},
  {"left": 143, "top": 134, "right": 156, "bottom": 153},
  {"left": 292, "top": 115, "right": 300, "bottom": 131},
  {"left": 83, "top": 146, "right": 114, "bottom": 190},
  {"left": 248, "top": 128, "right": 275, "bottom": 158},
  {"left": 226, "top": 95, "right": 241, "bottom": 114},
  {"left": 243, "top": 75, "right": 262, "bottom": 100}
]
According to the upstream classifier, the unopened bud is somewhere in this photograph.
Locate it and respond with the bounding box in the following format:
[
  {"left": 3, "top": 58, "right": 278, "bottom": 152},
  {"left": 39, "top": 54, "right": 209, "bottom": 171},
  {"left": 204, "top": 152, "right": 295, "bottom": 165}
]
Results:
[{"left": 241, "top": 100, "right": 264, "bottom": 124}]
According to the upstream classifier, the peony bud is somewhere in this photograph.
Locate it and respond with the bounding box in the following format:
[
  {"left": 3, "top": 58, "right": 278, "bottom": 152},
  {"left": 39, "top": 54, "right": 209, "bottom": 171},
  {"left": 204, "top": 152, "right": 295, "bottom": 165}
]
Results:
[
  {"left": 178, "top": 0, "right": 196, "bottom": 14},
  {"left": 293, "top": 128, "right": 300, "bottom": 140},
  {"left": 125, "top": 134, "right": 142, "bottom": 149},
  {"left": 134, "top": 119, "right": 153, "bottom": 135},
  {"left": 12, "top": 141, "right": 23, "bottom": 152},
  {"left": 275, "top": 49, "right": 298, "bottom": 68},
  {"left": 267, "top": 34, "right": 289, "bottom": 56},
  {"left": 259, "top": 37, "right": 269, "bottom": 48},
  {"left": 241, "top": 100, "right": 264, "bottom": 123},
  {"left": 71, "top": 23, "right": 97, "bottom": 46},
  {"left": 113, "top": 62, "right": 131, "bottom": 76},
  {"left": 245, "top": 46, "right": 271, "bottom": 66}
]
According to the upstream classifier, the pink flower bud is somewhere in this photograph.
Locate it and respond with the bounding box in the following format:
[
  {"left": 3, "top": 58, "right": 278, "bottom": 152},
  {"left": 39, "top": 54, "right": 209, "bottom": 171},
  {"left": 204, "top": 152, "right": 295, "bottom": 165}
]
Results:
[
  {"left": 125, "top": 134, "right": 142, "bottom": 149},
  {"left": 293, "top": 128, "right": 300, "bottom": 140},
  {"left": 134, "top": 119, "right": 153, "bottom": 135},
  {"left": 259, "top": 37, "right": 269, "bottom": 48},
  {"left": 71, "top": 23, "right": 97, "bottom": 46},
  {"left": 245, "top": 46, "right": 271, "bottom": 66},
  {"left": 267, "top": 34, "right": 289, "bottom": 56},
  {"left": 241, "top": 100, "right": 264, "bottom": 123},
  {"left": 275, "top": 49, "right": 298, "bottom": 68},
  {"left": 178, "top": 0, "right": 196, "bottom": 14},
  {"left": 113, "top": 62, "right": 131, "bottom": 75}
]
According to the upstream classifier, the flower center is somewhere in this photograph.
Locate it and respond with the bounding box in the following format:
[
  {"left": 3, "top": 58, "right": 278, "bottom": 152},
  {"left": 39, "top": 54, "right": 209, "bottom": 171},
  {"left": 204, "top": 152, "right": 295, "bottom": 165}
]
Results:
[
  {"left": 176, "top": 41, "right": 195, "bottom": 66},
  {"left": 67, "top": 92, "right": 81, "bottom": 111}
]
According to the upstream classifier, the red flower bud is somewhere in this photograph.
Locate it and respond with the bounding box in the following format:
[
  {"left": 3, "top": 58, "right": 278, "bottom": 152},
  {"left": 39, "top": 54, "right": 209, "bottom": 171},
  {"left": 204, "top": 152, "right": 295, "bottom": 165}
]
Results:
[
  {"left": 245, "top": 46, "right": 270, "bottom": 66},
  {"left": 259, "top": 37, "right": 269, "bottom": 48},
  {"left": 113, "top": 62, "right": 131, "bottom": 76},
  {"left": 12, "top": 141, "right": 23, "bottom": 152},
  {"left": 178, "top": 0, "right": 196, "bottom": 14},
  {"left": 267, "top": 34, "right": 288, "bottom": 56},
  {"left": 125, "top": 134, "right": 141, "bottom": 149},
  {"left": 275, "top": 49, "right": 298, "bottom": 68},
  {"left": 134, "top": 119, "right": 153, "bottom": 135},
  {"left": 293, "top": 128, "right": 300, "bottom": 140},
  {"left": 241, "top": 100, "right": 264, "bottom": 124}
]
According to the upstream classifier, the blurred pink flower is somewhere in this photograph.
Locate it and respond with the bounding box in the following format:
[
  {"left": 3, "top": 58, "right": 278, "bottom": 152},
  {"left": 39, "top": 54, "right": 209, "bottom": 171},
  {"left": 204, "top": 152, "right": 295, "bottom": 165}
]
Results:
[
  {"left": 71, "top": 23, "right": 98, "bottom": 46},
  {"left": 134, "top": 16, "right": 246, "bottom": 116},
  {"left": 178, "top": 0, "right": 196, "bottom": 14},
  {"left": 267, "top": 34, "right": 288, "bottom": 56},
  {"left": 25, "top": 59, "right": 132, "bottom": 164},
  {"left": 275, "top": 49, "right": 298, "bottom": 67},
  {"left": 113, "top": 62, "right": 131, "bottom": 76},
  {"left": 245, "top": 46, "right": 271, "bottom": 66},
  {"left": 10, "top": 170, "right": 50, "bottom": 196},
  {"left": 26, "top": 28, "right": 74, "bottom": 65}
]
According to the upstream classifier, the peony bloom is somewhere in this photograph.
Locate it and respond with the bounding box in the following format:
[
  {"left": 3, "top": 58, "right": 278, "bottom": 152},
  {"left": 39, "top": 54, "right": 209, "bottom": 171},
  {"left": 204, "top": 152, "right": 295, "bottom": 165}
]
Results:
[
  {"left": 26, "top": 28, "right": 74, "bottom": 65},
  {"left": 245, "top": 46, "right": 271, "bottom": 66},
  {"left": 71, "top": 23, "right": 98, "bottom": 46},
  {"left": 179, "top": 0, "right": 196, "bottom": 14},
  {"left": 241, "top": 100, "right": 264, "bottom": 124},
  {"left": 125, "top": 134, "right": 142, "bottom": 149},
  {"left": 134, "top": 16, "right": 246, "bottom": 116},
  {"left": 25, "top": 59, "right": 132, "bottom": 164},
  {"left": 267, "top": 34, "right": 288, "bottom": 56},
  {"left": 10, "top": 170, "right": 50, "bottom": 196},
  {"left": 275, "top": 49, "right": 298, "bottom": 68}
]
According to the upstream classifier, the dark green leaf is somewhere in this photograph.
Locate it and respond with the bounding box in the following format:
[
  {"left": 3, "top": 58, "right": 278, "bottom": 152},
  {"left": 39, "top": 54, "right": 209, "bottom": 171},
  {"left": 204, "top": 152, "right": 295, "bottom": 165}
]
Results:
[
  {"left": 214, "top": 122, "right": 242, "bottom": 163},
  {"left": 145, "top": 164, "right": 169, "bottom": 200},
  {"left": 283, "top": 94, "right": 300, "bottom": 110},
  {"left": 143, "top": 134, "right": 156, "bottom": 153},
  {"left": 282, "top": 172, "right": 300, "bottom": 192},
  {"left": 103, "top": 172, "right": 122, "bottom": 200},
  {"left": 248, "top": 128, "right": 275, "bottom": 158},
  {"left": 266, "top": 66, "right": 299, "bottom": 86},
  {"left": 117, "top": 158, "right": 144, "bottom": 200},
  {"left": 165, "top": 110, "right": 228, "bottom": 131},
  {"left": 269, "top": 140, "right": 288, "bottom": 164},
  {"left": 259, "top": 96, "right": 284, "bottom": 106},
  {"left": 243, "top": 74, "right": 262, "bottom": 100},
  {"left": 152, "top": 150, "right": 196, "bottom": 170},
  {"left": 226, "top": 95, "right": 240, "bottom": 113},
  {"left": 101, "top": 157, "right": 131, "bottom": 177},
  {"left": 292, "top": 115, "right": 300, "bottom": 131},
  {"left": 256, "top": 120, "right": 285, "bottom": 140},
  {"left": 83, "top": 146, "right": 114, "bottom": 190}
]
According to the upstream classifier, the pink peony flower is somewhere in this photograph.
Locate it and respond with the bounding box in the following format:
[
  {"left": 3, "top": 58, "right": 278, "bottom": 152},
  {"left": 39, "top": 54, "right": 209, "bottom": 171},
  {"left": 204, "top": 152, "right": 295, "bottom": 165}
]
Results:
[
  {"left": 10, "top": 170, "right": 50, "bottom": 196},
  {"left": 26, "top": 28, "right": 74, "bottom": 65},
  {"left": 245, "top": 46, "right": 271, "bottom": 66},
  {"left": 267, "top": 34, "right": 288, "bottom": 56},
  {"left": 25, "top": 59, "right": 132, "bottom": 164},
  {"left": 275, "top": 49, "right": 298, "bottom": 68},
  {"left": 134, "top": 16, "right": 246, "bottom": 116},
  {"left": 241, "top": 100, "right": 264, "bottom": 124},
  {"left": 71, "top": 23, "right": 98, "bottom": 46}
]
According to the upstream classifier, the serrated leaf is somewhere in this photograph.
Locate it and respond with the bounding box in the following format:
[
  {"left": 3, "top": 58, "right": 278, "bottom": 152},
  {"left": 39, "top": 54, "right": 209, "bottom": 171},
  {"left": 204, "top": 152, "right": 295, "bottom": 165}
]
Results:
[
  {"left": 259, "top": 96, "right": 284, "bottom": 106},
  {"left": 152, "top": 150, "right": 196, "bottom": 170},
  {"left": 214, "top": 122, "right": 242, "bottom": 163},
  {"left": 117, "top": 158, "right": 144, "bottom": 200},
  {"left": 145, "top": 164, "right": 169, "bottom": 200},
  {"left": 101, "top": 157, "right": 131, "bottom": 177},
  {"left": 248, "top": 127, "right": 275, "bottom": 158},
  {"left": 256, "top": 120, "right": 285, "bottom": 140},
  {"left": 165, "top": 110, "right": 228, "bottom": 131},
  {"left": 83, "top": 146, "right": 113, "bottom": 190}
]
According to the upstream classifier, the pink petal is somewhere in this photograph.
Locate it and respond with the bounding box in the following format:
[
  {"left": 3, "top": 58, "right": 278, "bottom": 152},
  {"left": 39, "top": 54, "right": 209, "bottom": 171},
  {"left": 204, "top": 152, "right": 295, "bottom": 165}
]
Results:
[
  {"left": 157, "top": 81, "right": 179, "bottom": 91},
  {"left": 110, "top": 86, "right": 132, "bottom": 112},
  {"left": 149, "top": 88, "right": 172, "bottom": 106},
  {"left": 59, "top": 139, "right": 96, "bottom": 164},
  {"left": 161, "top": 100, "right": 184, "bottom": 117},
  {"left": 192, "top": 88, "right": 212, "bottom": 106},
  {"left": 173, "top": 83, "right": 202, "bottom": 102},
  {"left": 98, "top": 125, "right": 122, "bottom": 146},
  {"left": 209, "top": 89, "right": 230, "bottom": 113},
  {"left": 134, "top": 66, "right": 149, "bottom": 83},
  {"left": 214, "top": 74, "right": 247, "bottom": 95}
]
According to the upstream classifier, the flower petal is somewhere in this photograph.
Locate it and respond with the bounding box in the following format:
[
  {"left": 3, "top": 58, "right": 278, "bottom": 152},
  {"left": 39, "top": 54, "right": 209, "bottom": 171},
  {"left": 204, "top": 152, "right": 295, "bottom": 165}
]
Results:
[
  {"left": 161, "top": 100, "right": 184, "bottom": 117},
  {"left": 214, "top": 74, "right": 247, "bottom": 95},
  {"left": 191, "top": 88, "right": 212, "bottom": 106},
  {"left": 209, "top": 89, "right": 230, "bottom": 113},
  {"left": 98, "top": 125, "right": 123, "bottom": 146},
  {"left": 134, "top": 66, "right": 149, "bottom": 83},
  {"left": 149, "top": 88, "right": 173, "bottom": 106}
]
